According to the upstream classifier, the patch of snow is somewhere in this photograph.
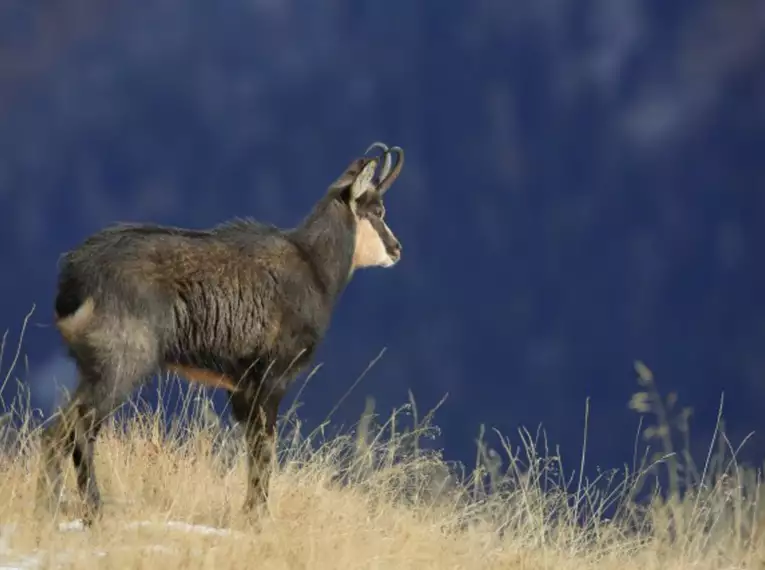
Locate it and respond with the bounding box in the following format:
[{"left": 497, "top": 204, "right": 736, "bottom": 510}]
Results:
[
  {"left": 138, "top": 544, "right": 177, "bottom": 555},
  {"left": 0, "top": 518, "right": 241, "bottom": 569},
  {"left": 0, "top": 552, "right": 41, "bottom": 570},
  {"left": 125, "top": 520, "right": 238, "bottom": 537},
  {"left": 57, "top": 520, "right": 86, "bottom": 532}
]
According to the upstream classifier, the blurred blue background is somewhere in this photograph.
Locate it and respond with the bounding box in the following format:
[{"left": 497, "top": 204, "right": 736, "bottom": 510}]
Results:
[{"left": 1, "top": 1, "right": 764, "bottom": 475}]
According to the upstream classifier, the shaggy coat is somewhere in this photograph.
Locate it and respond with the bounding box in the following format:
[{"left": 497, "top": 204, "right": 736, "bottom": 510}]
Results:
[{"left": 37, "top": 144, "right": 404, "bottom": 522}]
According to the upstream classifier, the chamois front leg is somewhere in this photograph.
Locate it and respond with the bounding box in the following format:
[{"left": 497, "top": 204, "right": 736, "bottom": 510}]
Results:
[{"left": 231, "top": 386, "right": 281, "bottom": 515}]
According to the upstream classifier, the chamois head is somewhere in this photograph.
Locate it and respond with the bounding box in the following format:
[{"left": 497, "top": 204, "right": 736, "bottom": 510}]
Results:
[{"left": 329, "top": 142, "right": 405, "bottom": 270}]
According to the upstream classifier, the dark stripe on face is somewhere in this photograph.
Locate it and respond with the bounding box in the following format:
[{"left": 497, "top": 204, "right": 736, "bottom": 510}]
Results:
[{"left": 368, "top": 216, "right": 400, "bottom": 256}]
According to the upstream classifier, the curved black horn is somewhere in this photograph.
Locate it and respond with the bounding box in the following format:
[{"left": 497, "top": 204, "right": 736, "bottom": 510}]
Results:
[
  {"left": 365, "top": 141, "right": 389, "bottom": 155},
  {"left": 366, "top": 141, "right": 393, "bottom": 183},
  {"left": 376, "top": 146, "right": 404, "bottom": 195}
]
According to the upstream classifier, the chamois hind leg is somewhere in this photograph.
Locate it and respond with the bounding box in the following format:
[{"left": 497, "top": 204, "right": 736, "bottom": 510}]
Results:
[
  {"left": 230, "top": 381, "right": 284, "bottom": 515},
  {"left": 38, "top": 332, "right": 159, "bottom": 523},
  {"left": 37, "top": 391, "right": 77, "bottom": 518}
]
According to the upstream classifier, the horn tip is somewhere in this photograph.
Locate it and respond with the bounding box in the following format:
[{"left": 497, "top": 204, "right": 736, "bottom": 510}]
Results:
[{"left": 365, "top": 141, "right": 389, "bottom": 155}]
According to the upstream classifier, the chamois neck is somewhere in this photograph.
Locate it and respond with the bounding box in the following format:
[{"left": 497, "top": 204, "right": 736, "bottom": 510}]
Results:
[{"left": 291, "top": 196, "right": 356, "bottom": 299}]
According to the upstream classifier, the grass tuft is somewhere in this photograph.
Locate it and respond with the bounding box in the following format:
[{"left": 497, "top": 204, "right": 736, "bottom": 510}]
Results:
[{"left": 0, "top": 320, "right": 763, "bottom": 568}]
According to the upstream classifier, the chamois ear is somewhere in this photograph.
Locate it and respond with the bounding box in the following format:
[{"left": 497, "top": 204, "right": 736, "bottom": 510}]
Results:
[
  {"left": 350, "top": 159, "right": 378, "bottom": 201},
  {"left": 328, "top": 158, "right": 378, "bottom": 202}
]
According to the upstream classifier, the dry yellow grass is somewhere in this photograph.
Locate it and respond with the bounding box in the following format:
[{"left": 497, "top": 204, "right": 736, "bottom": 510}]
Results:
[{"left": 0, "top": 335, "right": 763, "bottom": 569}]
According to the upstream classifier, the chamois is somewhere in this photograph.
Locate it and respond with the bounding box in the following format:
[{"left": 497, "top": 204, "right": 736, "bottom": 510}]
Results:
[{"left": 37, "top": 142, "right": 405, "bottom": 523}]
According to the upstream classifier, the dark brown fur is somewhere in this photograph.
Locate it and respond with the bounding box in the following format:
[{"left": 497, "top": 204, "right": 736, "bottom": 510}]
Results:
[{"left": 37, "top": 147, "right": 404, "bottom": 523}]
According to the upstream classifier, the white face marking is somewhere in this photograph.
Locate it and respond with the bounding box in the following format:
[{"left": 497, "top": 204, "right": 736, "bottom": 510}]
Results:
[{"left": 353, "top": 217, "right": 395, "bottom": 269}]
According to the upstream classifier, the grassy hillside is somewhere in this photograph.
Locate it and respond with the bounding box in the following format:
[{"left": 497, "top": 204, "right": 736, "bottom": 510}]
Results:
[{"left": 0, "top": 357, "right": 762, "bottom": 569}]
